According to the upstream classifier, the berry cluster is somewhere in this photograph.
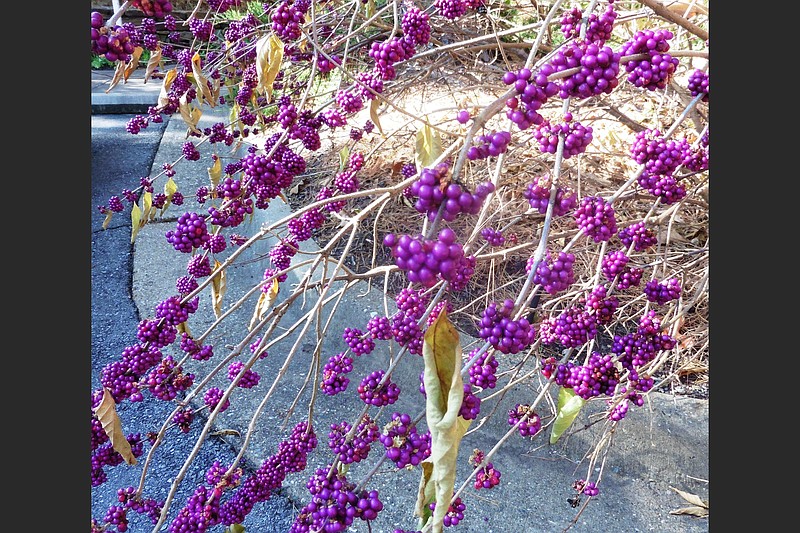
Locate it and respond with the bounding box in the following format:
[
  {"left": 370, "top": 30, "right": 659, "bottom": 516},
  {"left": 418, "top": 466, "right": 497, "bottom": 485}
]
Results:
[
  {"left": 620, "top": 29, "right": 679, "bottom": 90},
  {"left": 466, "top": 348, "right": 498, "bottom": 390},
  {"left": 91, "top": 13, "right": 136, "bottom": 63},
  {"left": 358, "top": 369, "right": 401, "bottom": 406},
  {"left": 601, "top": 250, "right": 644, "bottom": 289},
  {"left": 379, "top": 412, "right": 432, "bottom": 468},
  {"left": 271, "top": 1, "right": 307, "bottom": 42},
  {"left": 687, "top": 69, "right": 709, "bottom": 101},
  {"left": 528, "top": 249, "right": 576, "bottom": 294},
  {"left": 630, "top": 129, "right": 692, "bottom": 176},
  {"left": 402, "top": 6, "right": 431, "bottom": 46},
  {"left": 560, "top": 2, "right": 617, "bottom": 43},
  {"left": 611, "top": 310, "right": 676, "bottom": 371},
  {"left": 538, "top": 306, "right": 598, "bottom": 348},
  {"left": 574, "top": 196, "right": 618, "bottom": 242},
  {"left": 538, "top": 41, "right": 621, "bottom": 99},
  {"left": 320, "top": 352, "right": 353, "bottom": 395},
  {"left": 507, "top": 403, "right": 542, "bottom": 437},
  {"left": 580, "top": 284, "right": 619, "bottom": 325},
  {"left": 618, "top": 221, "right": 658, "bottom": 251},
  {"left": 643, "top": 277, "right": 682, "bottom": 304},
  {"left": 429, "top": 495, "right": 466, "bottom": 527},
  {"left": 480, "top": 226, "right": 506, "bottom": 246},
  {"left": 553, "top": 352, "right": 620, "bottom": 399},
  {"left": 469, "top": 448, "right": 502, "bottom": 489},
  {"left": 227, "top": 360, "right": 261, "bottom": 388},
  {"left": 327, "top": 415, "right": 380, "bottom": 465},
  {"left": 502, "top": 68, "right": 557, "bottom": 130},
  {"left": 383, "top": 228, "right": 476, "bottom": 289},
  {"left": 130, "top": 0, "right": 173, "bottom": 18},
  {"left": 466, "top": 130, "right": 512, "bottom": 160},
  {"left": 435, "top": 0, "right": 468, "bottom": 20},
  {"left": 165, "top": 212, "right": 212, "bottom": 253},
  {"left": 476, "top": 299, "right": 536, "bottom": 354},
  {"left": 523, "top": 174, "right": 577, "bottom": 216},
  {"left": 533, "top": 118, "right": 594, "bottom": 158},
  {"left": 342, "top": 327, "right": 376, "bottom": 355},
  {"left": 407, "top": 162, "right": 496, "bottom": 222}
]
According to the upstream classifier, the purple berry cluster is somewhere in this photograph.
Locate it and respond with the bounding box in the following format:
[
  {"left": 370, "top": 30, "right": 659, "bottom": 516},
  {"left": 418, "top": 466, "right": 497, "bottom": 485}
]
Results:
[
  {"left": 429, "top": 495, "right": 466, "bottom": 527},
  {"left": 271, "top": 1, "right": 307, "bottom": 42},
  {"left": 466, "top": 348, "right": 498, "bottom": 390},
  {"left": 358, "top": 369, "right": 401, "bottom": 406},
  {"left": 320, "top": 352, "right": 353, "bottom": 396},
  {"left": 503, "top": 67, "right": 558, "bottom": 130},
  {"left": 507, "top": 403, "right": 541, "bottom": 437},
  {"left": 328, "top": 415, "right": 380, "bottom": 465},
  {"left": 469, "top": 448, "right": 502, "bottom": 489},
  {"left": 620, "top": 29, "right": 679, "bottom": 91},
  {"left": 407, "top": 161, "right": 496, "bottom": 222},
  {"left": 477, "top": 299, "right": 536, "bottom": 354},
  {"left": 560, "top": 2, "right": 617, "bottom": 43},
  {"left": 379, "top": 412, "right": 432, "bottom": 468},
  {"left": 528, "top": 249, "right": 576, "bottom": 295},
  {"left": 467, "top": 130, "right": 512, "bottom": 160},
  {"left": 618, "top": 221, "right": 658, "bottom": 251},
  {"left": 383, "top": 227, "right": 476, "bottom": 289},
  {"left": 401, "top": 6, "right": 431, "bottom": 46},
  {"left": 553, "top": 352, "right": 620, "bottom": 399},
  {"left": 574, "top": 196, "right": 617, "bottom": 242},
  {"left": 533, "top": 118, "right": 594, "bottom": 158},
  {"left": 580, "top": 284, "right": 619, "bottom": 325},
  {"left": 480, "top": 226, "right": 505, "bottom": 246},
  {"left": 342, "top": 327, "right": 376, "bottom": 356},
  {"left": 227, "top": 360, "right": 261, "bottom": 388},
  {"left": 612, "top": 310, "right": 676, "bottom": 372},
  {"left": 601, "top": 250, "right": 644, "bottom": 289},
  {"left": 165, "top": 212, "right": 211, "bottom": 253},
  {"left": 538, "top": 306, "right": 598, "bottom": 348},
  {"left": 687, "top": 69, "right": 709, "bottom": 101},
  {"left": 643, "top": 277, "right": 681, "bottom": 304},
  {"left": 523, "top": 174, "right": 577, "bottom": 216},
  {"left": 435, "top": 0, "right": 468, "bottom": 20},
  {"left": 538, "top": 40, "right": 621, "bottom": 99}
]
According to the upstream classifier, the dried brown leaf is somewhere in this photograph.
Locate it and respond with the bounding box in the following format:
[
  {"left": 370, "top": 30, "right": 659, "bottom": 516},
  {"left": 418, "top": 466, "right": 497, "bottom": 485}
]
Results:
[
  {"left": 102, "top": 211, "right": 113, "bottom": 230},
  {"left": 211, "top": 259, "right": 227, "bottom": 318},
  {"left": 106, "top": 61, "right": 126, "bottom": 93},
  {"left": 93, "top": 389, "right": 137, "bottom": 465},
  {"left": 158, "top": 69, "right": 178, "bottom": 108},
  {"left": 670, "top": 506, "right": 708, "bottom": 518},
  {"left": 369, "top": 99, "right": 384, "bottom": 136},
  {"left": 191, "top": 52, "right": 216, "bottom": 107},
  {"left": 249, "top": 279, "right": 279, "bottom": 330},
  {"left": 255, "top": 33, "right": 284, "bottom": 103},
  {"left": 179, "top": 95, "right": 203, "bottom": 135},
  {"left": 144, "top": 45, "right": 163, "bottom": 82},
  {"left": 670, "top": 486, "right": 708, "bottom": 508},
  {"left": 123, "top": 47, "right": 144, "bottom": 81}
]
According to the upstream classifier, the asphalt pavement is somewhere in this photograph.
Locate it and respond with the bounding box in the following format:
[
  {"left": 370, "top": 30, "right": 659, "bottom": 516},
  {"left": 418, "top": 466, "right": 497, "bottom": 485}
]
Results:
[{"left": 91, "top": 67, "right": 709, "bottom": 533}]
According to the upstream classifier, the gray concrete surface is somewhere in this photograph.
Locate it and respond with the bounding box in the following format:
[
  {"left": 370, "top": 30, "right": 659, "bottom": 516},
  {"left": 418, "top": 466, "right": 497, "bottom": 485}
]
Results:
[{"left": 92, "top": 67, "right": 709, "bottom": 532}]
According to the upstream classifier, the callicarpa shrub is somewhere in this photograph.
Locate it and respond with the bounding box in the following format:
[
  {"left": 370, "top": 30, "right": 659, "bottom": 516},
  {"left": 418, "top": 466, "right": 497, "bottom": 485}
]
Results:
[{"left": 92, "top": 0, "right": 708, "bottom": 531}]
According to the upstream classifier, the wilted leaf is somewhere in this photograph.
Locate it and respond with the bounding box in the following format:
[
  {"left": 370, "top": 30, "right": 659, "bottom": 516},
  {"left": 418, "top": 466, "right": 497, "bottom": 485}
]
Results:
[
  {"left": 670, "top": 506, "right": 709, "bottom": 518},
  {"left": 369, "top": 98, "right": 384, "bottom": 135},
  {"left": 255, "top": 33, "right": 284, "bottom": 102},
  {"left": 93, "top": 388, "right": 137, "bottom": 465},
  {"left": 670, "top": 487, "right": 708, "bottom": 508},
  {"left": 249, "top": 279, "right": 279, "bottom": 330},
  {"left": 211, "top": 259, "right": 227, "bottom": 318},
  {"left": 177, "top": 322, "right": 191, "bottom": 337},
  {"left": 123, "top": 47, "right": 144, "bottom": 81},
  {"left": 415, "top": 310, "right": 470, "bottom": 533},
  {"left": 164, "top": 177, "right": 178, "bottom": 199},
  {"left": 106, "top": 60, "right": 126, "bottom": 93},
  {"left": 102, "top": 211, "right": 113, "bottom": 230},
  {"left": 207, "top": 156, "right": 223, "bottom": 188},
  {"left": 179, "top": 94, "right": 203, "bottom": 135},
  {"left": 550, "top": 386, "right": 585, "bottom": 444},
  {"left": 191, "top": 51, "right": 216, "bottom": 107},
  {"left": 130, "top": 202, "right": 142, "bottom": 243},
  {"left": 144, "top": 45, "right": 162, "bottom": 82},
  {"left": 414, "top": 461, "right": 435, "bottom": 528},
  {"left": 415, "top": 121, "right": 442, "bottom": 173},
  {"left": 158, "top": 69, "right": 178, "bottom": 108}
]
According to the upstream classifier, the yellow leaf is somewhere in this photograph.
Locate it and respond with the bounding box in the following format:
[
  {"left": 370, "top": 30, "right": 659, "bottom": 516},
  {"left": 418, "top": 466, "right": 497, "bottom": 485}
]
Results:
[
  {"left": 159, "top": 69, "right": 178, "bottom": 108},
  {"left": 249, "top": 279, "right": 279, "bottom": 330},
  {"left": 255, "top": 33, "right": 284, "bottom": 102},
  {"left": 102, "top": 211, "right": 113, "bottom": 230},
  {"left": 191, "top": 52, "right": 216, "bottom": 107},
  {"left": 208, "top": 156, "right": 222, "bottom": 188},
  {"left": 365, "top": 0, "right": 377, "bottom": 18},
  {"left": 144, "top": 45, "right": 162, "bottom": 82},
  {"left": 93, "top": 389, "right": 137, "bottom": 465},
  {"left": 211, "top": 259, "right": 227, "bottom": 318},
  {"left": 177, "top": 322, "right": 191, "bottom": 337},
  {"left": 414, "top": 461, "right": 435, "bottom": 526},
  {"left": 123, "top": 47, "right": 144, "bottom": 81},
  {"left": 550, "top": 386, "right": 585, "bottom": 444},
  {"left": 338, "top": 146, "right": 350, "bottom": 171},
  {"left": 142, "top": 191, "right": 155, "bottom": 222},
  {"left": 415, "top": 121, "right": 442, "bottom": 173},
  {"left": 179, "top": 94, "right": 203, "bottom": 135},
  {"left": 369, "top": 99, "right": 384, "bottom": 136},
  {"left": 164, "top": 177, "right": 178, "bottom": 198},
  {"left": 670, "top": 506, "right": 709, "bottom": 518},
  {"left": 415, "top": 309, "right": 470, "bottom": 533},
  {"left": 130, "top": 202, "right": 142, "bottom": 243}
]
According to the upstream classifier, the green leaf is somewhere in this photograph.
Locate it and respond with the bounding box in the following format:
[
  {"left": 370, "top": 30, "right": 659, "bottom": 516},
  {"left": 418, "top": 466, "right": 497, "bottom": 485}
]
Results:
[
  {"left": 550, "top": 387, "right": 585, "bottom": 444},
  {"left": 338, "top": 146, "right": 350, "bottom": 171},
  {"left": 224, "top": 524, "right": 246, "bottom": 533},
  {"left": 414, "top": 309, "right": 470, "bottom": 533}
]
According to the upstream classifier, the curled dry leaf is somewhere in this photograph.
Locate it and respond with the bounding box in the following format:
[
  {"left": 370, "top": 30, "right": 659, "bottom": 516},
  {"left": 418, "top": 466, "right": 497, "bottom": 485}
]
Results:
[
  {"left": 370, "top": 98, "right": 384, "bottom": 135},
  {"left": 211, "top": 259, "right": 227, "bottom": 319},
  {"left": 415, "top": 310, "right": 471, "bottom": 533},
  {"left": 249, "top": 278, "right": 279, "bottom": 330},
  {"left": 93, "top": 388, "right": 137, "bottom": 465},
  {"left": 144, "top": 45, "right": 163, "bottom": 82}
]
